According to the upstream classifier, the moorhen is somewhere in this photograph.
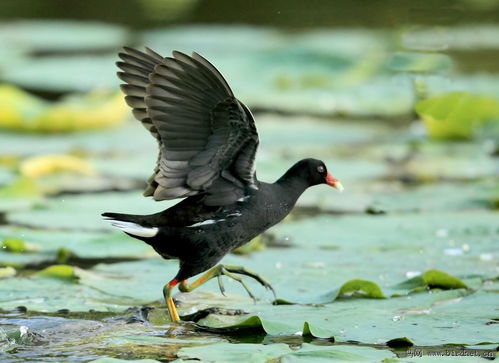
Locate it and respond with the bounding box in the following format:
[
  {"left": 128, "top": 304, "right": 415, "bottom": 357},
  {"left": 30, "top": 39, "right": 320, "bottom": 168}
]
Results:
[{"left": 103, "top": 47, "right": 343, "bottom": 322}]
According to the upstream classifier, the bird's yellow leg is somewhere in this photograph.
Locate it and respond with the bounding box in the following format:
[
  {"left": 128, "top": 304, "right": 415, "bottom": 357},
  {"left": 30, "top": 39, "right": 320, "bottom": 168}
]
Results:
[
  {"left": 162, "top": 278, "right": 180, "bottom": 322},
  {"left": 178, "top": 264, "right": 275, "bottom": 300},
  {"left": 179, "top": 265, "right": 225, "bottom": 293}
]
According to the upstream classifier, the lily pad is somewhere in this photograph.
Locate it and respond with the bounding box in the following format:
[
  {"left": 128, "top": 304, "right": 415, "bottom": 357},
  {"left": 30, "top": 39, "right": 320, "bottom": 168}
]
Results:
[
  {"left": 0, "top": 85, "right": 127, "bottom": 132},
  {"left": 1, "top": 55, "right": 120, "bottom": 93},
  {"left": 176, "top": 342, "right": 395, "bottom": 362},
  {"left": 388, "top": 52, "right": 452, "bottom": 73},
  {"left": 192, "top": 290, "right": 498, "bottom": 345},
  {"left": 0, "top": 20, "right": 128, "bottom": 53},
  {"left": 415, "top": 92, "right": 499, "bottom": 140},
  {"left": 338, "top": 279, "right": 386, "bottom": 299},
  {"left": 393, "top": 270, "right": 468, "bottom": 292},
  {"left": 6, "top": 191, "right": 168, "bottom": 230},
  {"left": 0, "top": 226, "right": 155, "bottom": 267}
]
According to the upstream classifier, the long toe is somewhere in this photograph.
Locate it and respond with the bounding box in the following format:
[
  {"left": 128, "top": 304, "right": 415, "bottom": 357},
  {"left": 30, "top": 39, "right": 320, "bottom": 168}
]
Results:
[
  {"left": 224, "top": 265, "right": 275, "bottom": 295},
  {"left": 221, "top": 267, "right": 257, "bottom": 303},
  {"left": 216, "top": 274, "right": 226, "bottom": 296}
]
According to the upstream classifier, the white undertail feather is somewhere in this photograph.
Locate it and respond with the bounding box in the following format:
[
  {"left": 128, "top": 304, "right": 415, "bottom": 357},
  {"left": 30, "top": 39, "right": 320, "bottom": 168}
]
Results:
[{"left": 105, "top": 219, "right": 159, "bottom": 238}]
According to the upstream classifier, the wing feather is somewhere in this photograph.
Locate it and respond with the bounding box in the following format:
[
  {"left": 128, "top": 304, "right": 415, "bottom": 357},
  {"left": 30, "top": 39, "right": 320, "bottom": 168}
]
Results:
[{"left": 117, "top": 47, "right": 259, "bottom": 206}]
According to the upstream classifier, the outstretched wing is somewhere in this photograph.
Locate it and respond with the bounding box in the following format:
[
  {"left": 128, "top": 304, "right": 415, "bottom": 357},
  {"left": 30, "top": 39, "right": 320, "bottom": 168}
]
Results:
[{"left": 117, "top": 47, "right": 259, "bottom": 206}]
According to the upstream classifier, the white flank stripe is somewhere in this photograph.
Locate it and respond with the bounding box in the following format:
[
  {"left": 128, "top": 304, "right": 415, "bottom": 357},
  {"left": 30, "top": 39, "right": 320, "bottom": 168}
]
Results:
[
  {"left": 187, "top": 218, "right": 225, "bottom": 228},
  {"left": 106, "top": 219, "right": 158, "bottom": 238}
]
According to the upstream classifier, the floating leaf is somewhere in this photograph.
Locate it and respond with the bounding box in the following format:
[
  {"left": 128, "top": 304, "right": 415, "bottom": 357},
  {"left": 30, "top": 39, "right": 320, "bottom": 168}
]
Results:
[
  {"left": 176, "top": 342, "right": 395, "bottom": 362},
  {"left": 388, "top": 52, "right": 452, "bottom": 73},
  {"left": 0, "top": 226, "right": 155, "bottom": 268},
  {"left": 34, "top": 91, "right": 128, "bottom": 132},
  {"left": 1, "top": 238, "right": 39, "bottom": 253},
  {"left": 415, "top": 92, "right": 499, "bottom": 139},
  {"left": 0, "top": 177, "right": 42, "bottom": 212},
  {"left": 0, "top": 84, "right": 47, "bottom": 128},
  {"left": 0, "top": 177, "right": 39, "bottom": 198},
  {"left": 422, "top": 269, "right": 468, "bottom": 289},
  {"left": 36, "top": 264, "right": 80, "bottom": 282},
  {"left": 338, "top": 279, "right": 386, "bottom": 299},
  {"left": 0, "top": 266, "right": 16, "bottom": 278},
  {"left": 20, "top": 154, "right": 95, "bottom": 177},
  {"left": 393, "top": 269, "right": 468, "bottom": 291},
  {"left": 0, "top": 85, "right": 127, "bottom": 133},
  {"left": 232, "top": 235, "right": 266, "bottom": 255},
  {"left": 0, "top": 20, "right": 128, "bottom": 53},
  {"left": 1, "top": 55, "right": 119, "bottom": 93}
]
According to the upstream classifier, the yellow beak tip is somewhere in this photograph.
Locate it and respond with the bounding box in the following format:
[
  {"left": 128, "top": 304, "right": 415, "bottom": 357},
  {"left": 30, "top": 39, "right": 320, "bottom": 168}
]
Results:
[{"left": 333, "top": 181, "right": 344, "bottom": 192}]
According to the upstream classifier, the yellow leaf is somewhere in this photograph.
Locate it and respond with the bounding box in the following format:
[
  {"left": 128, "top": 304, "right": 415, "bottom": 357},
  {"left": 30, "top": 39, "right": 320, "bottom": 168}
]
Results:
[
  {"left": 0, "top": 84, "right": 127, "bottom": 133},
  {"left": 20, "top": 154, "right": 95, "bottom": 177},
  {"left": 415, "top": 92, "right": 499, "bottom": 140}
]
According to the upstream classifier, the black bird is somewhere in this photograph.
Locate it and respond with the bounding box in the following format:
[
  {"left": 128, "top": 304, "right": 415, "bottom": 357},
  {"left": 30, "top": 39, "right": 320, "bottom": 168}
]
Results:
[{"left": 103, "top": 47, "right": 343, "bottom": 322}]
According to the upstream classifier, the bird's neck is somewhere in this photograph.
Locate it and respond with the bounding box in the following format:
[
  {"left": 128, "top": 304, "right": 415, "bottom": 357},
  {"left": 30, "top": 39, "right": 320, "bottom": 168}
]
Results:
[{"left": 275, "top": 167, "right": 310, "bottom": 203}]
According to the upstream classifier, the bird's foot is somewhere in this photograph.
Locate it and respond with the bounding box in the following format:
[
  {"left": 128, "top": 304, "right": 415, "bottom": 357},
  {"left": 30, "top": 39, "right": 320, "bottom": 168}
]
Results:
[
  {"left": 179, "top": 264, "right": 275, "bottom": 302},
  {"left": 223, "top": 265, "right": 276, "bottom": 299}
]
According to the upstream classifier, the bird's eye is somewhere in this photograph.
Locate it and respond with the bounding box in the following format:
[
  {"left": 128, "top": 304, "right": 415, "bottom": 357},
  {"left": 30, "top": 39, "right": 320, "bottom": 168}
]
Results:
[{"left": 317, "top": 165, "right": 325, "bottom": 173}]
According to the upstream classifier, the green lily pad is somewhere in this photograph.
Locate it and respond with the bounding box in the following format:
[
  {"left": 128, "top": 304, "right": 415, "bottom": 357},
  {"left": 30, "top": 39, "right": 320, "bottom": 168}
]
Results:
[
  {"left": 402, "top": 25, "right": 499, "bottom": 51},
  {"left": 193, "top": 290, "right": 498, "bottom": 345},
  {"left": 0, "top": 85, "right": 127, "bottom": 133},
  {"left": 415, "top": 92, "right": 499, "bottom": 140},
  {"left": 0, "top": 20, "right": 128, "bottom": 53},
  {"left": 1, "top": 55, "right": 120, "bottom": 93},
  {"left": 6, "top": 191, "right": 168, "bottom": 230},
  {"left": 0, "top": 226, "right": 155, "bottom": 267},
  {"left": 388, "top": 52, "right": 452, "bottom": 73},
  {"left": 36, "top": 264, "right": 80, "bottom": 282},
  {"left": 338, "top": 279, "right": 386, "bottom": 299},
  {"left": 1, "top": 238, "right": 31, "bottom": 253},
  {"left": 393, "top": 270, "right": 468, "bottom": 292},
  {"left": 142, "top": 26, "right": 413, "bottom": 117},
  {"left": 176, "top": 342, "right": 395, "bottom": 362}
]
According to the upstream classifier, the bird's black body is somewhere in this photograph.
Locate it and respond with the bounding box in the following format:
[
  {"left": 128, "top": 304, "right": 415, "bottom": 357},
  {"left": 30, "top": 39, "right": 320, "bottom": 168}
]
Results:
[
  {"left": 103, "top": 158, "right": 329, "bottom": 281},
  {"left": 102, "top": 47, "right": 342, "bottom": 320}
]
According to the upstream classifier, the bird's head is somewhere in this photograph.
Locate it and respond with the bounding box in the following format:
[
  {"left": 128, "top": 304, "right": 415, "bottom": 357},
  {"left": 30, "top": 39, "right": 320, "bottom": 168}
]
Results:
[{"left": 292, "top": 158, "right": 344, "bottom": 191}]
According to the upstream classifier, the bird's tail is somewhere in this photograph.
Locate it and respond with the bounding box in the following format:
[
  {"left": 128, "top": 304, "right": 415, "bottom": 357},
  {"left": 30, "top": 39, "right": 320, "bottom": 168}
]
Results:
[{"left": 102, "top": 212, "right": 159, "bottom": 238}]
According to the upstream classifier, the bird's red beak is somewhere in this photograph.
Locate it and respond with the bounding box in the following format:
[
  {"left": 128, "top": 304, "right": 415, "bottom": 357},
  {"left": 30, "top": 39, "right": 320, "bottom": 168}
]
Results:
[{"left": 326, "top": 173, "right": 344, "bottom": 191}]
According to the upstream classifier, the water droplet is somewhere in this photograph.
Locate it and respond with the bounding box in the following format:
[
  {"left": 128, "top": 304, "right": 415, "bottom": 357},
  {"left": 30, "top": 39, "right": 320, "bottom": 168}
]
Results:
[
  {"left": 461, "top": 243, "right": 470, "bottom": 252},
  {"left": 275, "top": 262, "right": 282, "bottom": 269}
]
